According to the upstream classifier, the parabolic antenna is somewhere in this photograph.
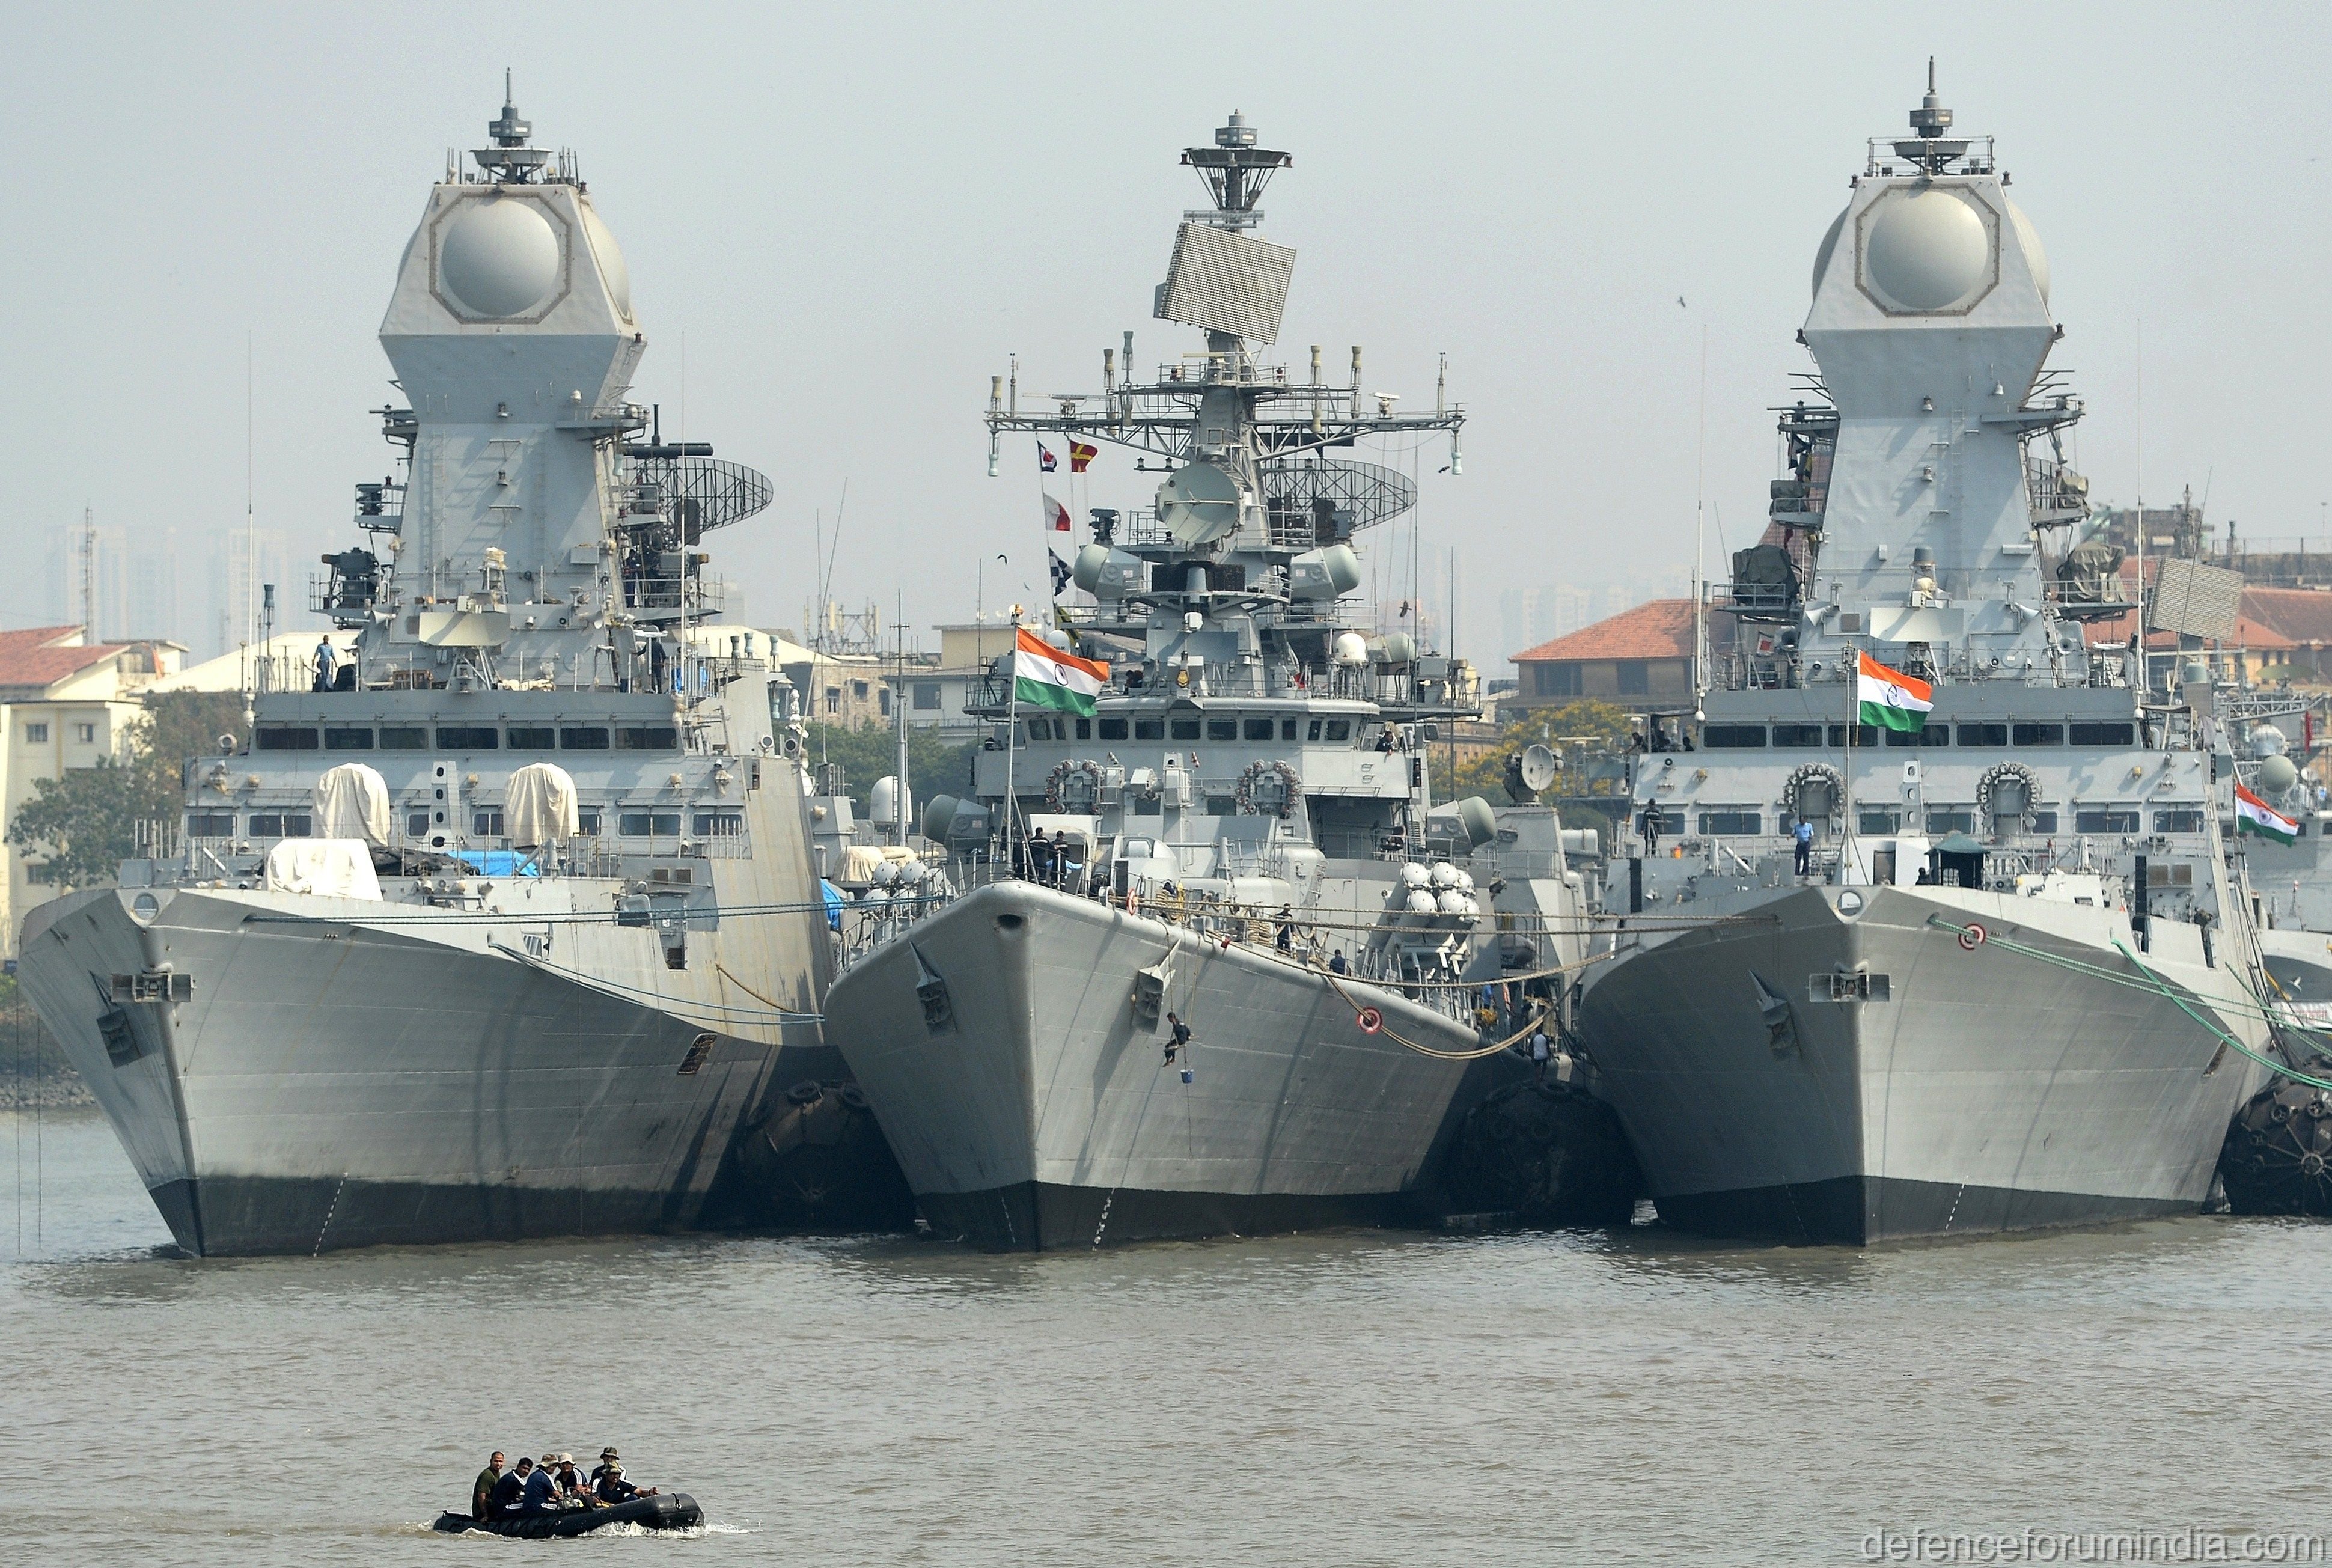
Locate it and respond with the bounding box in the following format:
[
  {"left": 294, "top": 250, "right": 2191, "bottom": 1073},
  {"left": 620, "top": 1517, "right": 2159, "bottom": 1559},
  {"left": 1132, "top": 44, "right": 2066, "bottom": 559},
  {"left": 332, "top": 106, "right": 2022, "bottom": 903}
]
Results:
[
  {"left": 1518, "top": 744, "right": 1560, "bottom": 793},
  {"left": 1157, "top": 459, "right": 1243, "bottom": 546}
]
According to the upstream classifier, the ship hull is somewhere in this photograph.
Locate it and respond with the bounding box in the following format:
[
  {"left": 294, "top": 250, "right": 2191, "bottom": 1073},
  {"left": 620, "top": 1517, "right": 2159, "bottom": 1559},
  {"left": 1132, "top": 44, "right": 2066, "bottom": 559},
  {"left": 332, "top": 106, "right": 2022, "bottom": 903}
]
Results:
[
  {"left": 19, "top": 884, "right": 908, "bottom": 1255},
  {"left": 1578, "top": 883, "right": 2265, "bottom": 1245},
  {"left": 825, "top": 882, "right": 1497, "bottom": 1251}
]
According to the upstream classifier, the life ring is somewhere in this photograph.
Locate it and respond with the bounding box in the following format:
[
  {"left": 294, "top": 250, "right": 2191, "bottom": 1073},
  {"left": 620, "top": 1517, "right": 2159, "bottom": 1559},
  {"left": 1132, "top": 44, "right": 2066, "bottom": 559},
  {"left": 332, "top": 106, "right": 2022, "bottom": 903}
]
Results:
[
  {"left": 1234, "top": 759, "right": 1302, "bottom": 820},
  {"left": 1045, "top": 758, "right": 1103, "bottom": 815},
  {"left": 1958, "top": 921, "right": 1988, "bottom": 952},
  {"left": 1975, "top": 761, "right": 2041, "bottom": 827},
  {"left": 785, "top": 1079, "right": 825, "bottom": 1106},
  {"left": 1782, "top": 763, "right": 1844, "bottom": 820},
  {"left": 1356, "top": 1006, "right": 1384, "bottom": 1034},
  {"left": 837, "top": 1082, "right": 870, "bottom": 1111}
]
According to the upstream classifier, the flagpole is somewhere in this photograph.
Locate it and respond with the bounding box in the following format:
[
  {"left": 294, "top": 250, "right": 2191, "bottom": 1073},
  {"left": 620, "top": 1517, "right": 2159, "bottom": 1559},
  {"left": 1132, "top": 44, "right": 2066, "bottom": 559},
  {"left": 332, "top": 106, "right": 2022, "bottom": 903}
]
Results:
[
  {"left": 1843, "top": 643, "right": 1858, "bottom": 884},
  {"left": 1004, "top": 626, "right": 1018, "bottom": 880}
]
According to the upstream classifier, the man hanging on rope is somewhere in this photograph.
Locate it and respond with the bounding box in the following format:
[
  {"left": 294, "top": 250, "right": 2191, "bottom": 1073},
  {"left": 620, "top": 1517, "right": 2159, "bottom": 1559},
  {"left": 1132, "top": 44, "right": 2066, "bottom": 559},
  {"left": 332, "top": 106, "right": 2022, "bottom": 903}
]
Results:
[{"left": 1164, "top": 1011, "right": 1192, "bottom": 1067}]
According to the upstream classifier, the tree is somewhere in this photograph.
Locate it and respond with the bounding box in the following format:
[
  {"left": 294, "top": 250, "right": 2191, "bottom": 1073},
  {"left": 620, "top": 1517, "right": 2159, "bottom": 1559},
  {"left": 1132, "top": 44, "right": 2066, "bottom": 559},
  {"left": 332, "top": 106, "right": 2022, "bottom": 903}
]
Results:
[
  {"left": 7, "top": 691, "right": 248, "bottom": 889},
  {"left": 1427, "top": 699, "right": 1637, "bottom": 850},
  {"left": 804, "top": 721, "right": 981, "bottom": 827}
]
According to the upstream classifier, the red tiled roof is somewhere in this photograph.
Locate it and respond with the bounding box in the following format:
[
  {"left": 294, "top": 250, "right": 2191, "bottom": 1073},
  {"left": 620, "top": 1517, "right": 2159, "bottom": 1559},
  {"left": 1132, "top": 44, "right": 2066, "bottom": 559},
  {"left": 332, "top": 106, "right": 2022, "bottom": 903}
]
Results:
[
  {"left": 1513, "top": 599, "right": 1696, "bottom": 665},
  {"left": 2085, "top": 583, "right": 2332, "bottom": 653},
  {"left": 0, "top": 626, "right": 128, "bottom": 692}
]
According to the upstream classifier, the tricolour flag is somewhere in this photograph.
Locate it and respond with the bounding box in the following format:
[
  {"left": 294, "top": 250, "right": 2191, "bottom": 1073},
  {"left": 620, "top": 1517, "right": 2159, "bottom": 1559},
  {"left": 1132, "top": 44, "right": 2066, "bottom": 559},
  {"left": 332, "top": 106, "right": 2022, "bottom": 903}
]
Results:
[
  {"left": 1013, "top": 625, "right": 1110, "bottom": 716},
  {"left": 1040, "top": 493, "right": 1072, "bottom": 532},
  {"left": 1856, "top": 650, "right": 1933, "bottom": 734},
  {"left": 1069, "top": 440, "right": 1097, "bottom": 474},
  {"left": 1037, "top": 442, "right": 1058, "bottom": 473},
  {"left": 2236, "top": 783, "right": 2300, "bottom": 845}
]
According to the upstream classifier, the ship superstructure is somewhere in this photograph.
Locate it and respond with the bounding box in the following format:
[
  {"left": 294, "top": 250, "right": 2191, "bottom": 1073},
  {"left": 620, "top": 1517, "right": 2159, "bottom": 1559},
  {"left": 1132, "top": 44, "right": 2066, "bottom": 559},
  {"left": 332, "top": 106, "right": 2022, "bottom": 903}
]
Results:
[
  {"left": 1580, "top": 69, "right": 2279, "bottom": 1243},
  {"left": 820, "top": 113, "right": 1597, "bottom": 1251},
  {"left": 15, "top": 87, "right": 908, "bottom": 1255}
]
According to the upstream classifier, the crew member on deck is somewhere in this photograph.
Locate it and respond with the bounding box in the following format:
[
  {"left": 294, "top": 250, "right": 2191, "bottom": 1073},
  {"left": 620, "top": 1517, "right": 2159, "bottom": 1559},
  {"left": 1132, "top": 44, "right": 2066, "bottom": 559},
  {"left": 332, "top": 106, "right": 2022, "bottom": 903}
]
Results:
[
  {"left": 1793, "top": 816, "right": 1815, "bottom": 876},
  {"left": 493, "top": 1457, "right": 534, "bottom": 1517},
  {"left": 312, "top": 636, "right": 338, "bottom": 692}
]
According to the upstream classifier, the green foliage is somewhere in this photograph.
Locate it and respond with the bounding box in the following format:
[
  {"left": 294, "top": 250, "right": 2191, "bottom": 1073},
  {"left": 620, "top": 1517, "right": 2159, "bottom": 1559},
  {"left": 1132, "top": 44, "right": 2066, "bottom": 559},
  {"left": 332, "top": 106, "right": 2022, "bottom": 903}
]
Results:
[
  {"left": 804, "top": 722, "right": 981, "bottom": 819},
  {"left": 5, "top": 691, "right": 248, "bottom": 889},
  {"left": 1429, "top": 700, "right": 1635, "bottom": 801}
]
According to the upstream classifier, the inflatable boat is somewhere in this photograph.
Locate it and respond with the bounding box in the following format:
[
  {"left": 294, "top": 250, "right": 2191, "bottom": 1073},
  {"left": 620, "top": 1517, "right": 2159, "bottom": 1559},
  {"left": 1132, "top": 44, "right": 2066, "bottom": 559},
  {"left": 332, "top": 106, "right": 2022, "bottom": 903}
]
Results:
[{"left": 432, "top": 1492, "right": 701, "bottom": 1537}]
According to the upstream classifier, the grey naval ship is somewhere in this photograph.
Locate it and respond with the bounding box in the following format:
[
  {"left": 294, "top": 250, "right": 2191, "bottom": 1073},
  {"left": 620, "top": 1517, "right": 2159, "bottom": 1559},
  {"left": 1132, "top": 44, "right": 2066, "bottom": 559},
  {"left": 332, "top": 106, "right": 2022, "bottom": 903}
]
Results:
[
  {"left": 821, "top": 114, "right": 1599, "bottom": 1251},
  {"left": 1580, "top": 69, "right": 2282, "bottom": 1245},
  {"left": 16, "top": 88, "right": 909, "bottom": 1255}
]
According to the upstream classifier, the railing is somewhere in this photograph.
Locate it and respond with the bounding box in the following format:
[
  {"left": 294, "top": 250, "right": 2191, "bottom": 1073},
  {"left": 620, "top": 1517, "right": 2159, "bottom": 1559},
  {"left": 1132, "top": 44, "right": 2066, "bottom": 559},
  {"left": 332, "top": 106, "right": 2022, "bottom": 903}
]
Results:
[{"left": 2026, "top": 456, "right": 2091, "bottom": 526}]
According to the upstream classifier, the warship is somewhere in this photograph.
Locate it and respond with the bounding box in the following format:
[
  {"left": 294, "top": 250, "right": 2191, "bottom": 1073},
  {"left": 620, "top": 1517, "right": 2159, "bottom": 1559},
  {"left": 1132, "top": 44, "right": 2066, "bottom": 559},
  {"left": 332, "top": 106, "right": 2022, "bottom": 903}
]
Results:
[
  {"left": 1578, "top": 67, "right": 2281, "bottom": 1245},
  {"left": 820, "top": 113, "right": 1598, "bottom": 1251},
  {"left": 14, "top": 85, "right": 908, "bottom": 1255}
]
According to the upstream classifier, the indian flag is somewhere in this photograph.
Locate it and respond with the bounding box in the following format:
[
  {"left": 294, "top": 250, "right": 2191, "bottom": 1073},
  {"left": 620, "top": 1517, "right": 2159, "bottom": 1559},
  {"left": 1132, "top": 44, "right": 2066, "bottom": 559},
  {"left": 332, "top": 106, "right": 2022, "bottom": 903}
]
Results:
[
  {"left": 1857, "top": 650, "right": 1933, "bottom": 734},
  {"left": 1013, "top": 626, "right": 1110, "bottom": 716},
  {"left": 2235, "top": 782, "right": 2299, "bottom": 845}
]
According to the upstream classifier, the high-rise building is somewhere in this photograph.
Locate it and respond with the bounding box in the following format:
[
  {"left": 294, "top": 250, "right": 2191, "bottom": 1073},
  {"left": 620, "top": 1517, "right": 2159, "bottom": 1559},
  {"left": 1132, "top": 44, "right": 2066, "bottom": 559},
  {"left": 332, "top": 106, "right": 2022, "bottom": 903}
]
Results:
[{"left": 206, "top": 525, "right": 295, "bottom": 657}]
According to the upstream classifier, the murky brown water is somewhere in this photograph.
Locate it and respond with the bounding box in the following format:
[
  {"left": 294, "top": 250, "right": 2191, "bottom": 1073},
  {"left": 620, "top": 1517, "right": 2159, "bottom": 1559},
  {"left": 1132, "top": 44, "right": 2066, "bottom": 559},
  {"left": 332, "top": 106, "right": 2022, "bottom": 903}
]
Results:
[{"left": 5, "top": 1108, "right": 2327, "bottom": 1566}]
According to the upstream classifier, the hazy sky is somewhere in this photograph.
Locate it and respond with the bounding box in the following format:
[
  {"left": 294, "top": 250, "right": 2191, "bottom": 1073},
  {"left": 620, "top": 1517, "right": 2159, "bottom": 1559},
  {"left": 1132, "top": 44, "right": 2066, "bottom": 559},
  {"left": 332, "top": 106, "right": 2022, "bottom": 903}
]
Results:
[{"left": 5, "top": 2, "right": 2327, "bottom": 663}]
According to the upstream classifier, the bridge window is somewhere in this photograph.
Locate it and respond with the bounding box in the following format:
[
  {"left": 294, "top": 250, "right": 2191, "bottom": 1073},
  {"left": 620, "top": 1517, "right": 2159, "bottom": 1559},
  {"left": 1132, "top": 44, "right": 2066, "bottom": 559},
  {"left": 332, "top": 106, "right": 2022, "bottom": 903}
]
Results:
[
  {"left": 560, "top": 726, "right": 611, "bottom": 750},
  {"left": 1956, "top": 724, "right": 2008, "bottom": 747},
  {"left": 620, "top": 811, "right": 682, "bottom": 837},
  {"left": 1245, "top": 718, "right": 1276, "bottom": 741},
  {"left": 186, "top": 811, "right": 236, "bottom": 837},
  {"left": 1883, "top": 724, "right": 1950, "bottom": 748},
  {"left": 324, "top": 728, "right": 373, "bottom": 751},
  {"left": 1827, "top": 724, "right": 1879, "bottom": 748},
  {"left": 1134, "top": 719, "right": 1164, "bottom": 740},
  {"left": 255, "top": 727, "right": 319, "bottom": 751},
  {"left": 1204, "top": 719, "right": 1235, "bottom": 741},
  {"left": 1771, "top": 724, "right": 1824, "bottom": 748},
  {"left": 1701, "top": 725, "right": 1766, "bottom": 748},
  {"left": 1697, "top": 810, "right": 1762, "bottom": 835},
  {"left": 2012, "top": 723, "right": 2064, "bottom": 746},
  {"left": 693, "top": 811, "right": 745, "bottom": 837},
  {"left": 2069, "top": 722, "right": 2136, "bottom": 746},
  {"left": 434, "top": 727, "right": 498, "bottom": 750},
  {"left": 472, "top": 809, "right": 505, "bottom": 837},
  {"left": 1097, "top": 718, "right": 1128, "bottom": 740},
  {"left": 617, "top": 726, "right": 679, "bottom": 751},
  {"left": 2075, "top": 808, "right": 2140, "bottom": 834},
  {"left": 249, "top": 813, "right": 313, "bottom": 838},
  {"left": 379, "top": 726, "right": 428, "bottom": 750},
  {"left": 506, "top": 727, "right": 557, "bottom": 749},
  {"left": 2155, "top": 809, "right": 2205, "bottom": 834}
]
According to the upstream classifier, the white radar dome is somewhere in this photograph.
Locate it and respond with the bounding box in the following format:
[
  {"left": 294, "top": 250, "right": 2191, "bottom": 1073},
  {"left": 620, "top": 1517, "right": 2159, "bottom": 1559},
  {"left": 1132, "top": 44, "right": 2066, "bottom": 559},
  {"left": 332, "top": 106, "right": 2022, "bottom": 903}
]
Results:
[
  {"left": 1863, "top": 189, "right": 1990, "bottom": 312},
  {"left": 439, "top": 197, "right": 562, "bottom": 319},
  {"left": 1333, "top": 632, "right": 1369, "bottom": 668},
  {"left": 2005, "top": 200, "right": 2050, "bottom": 305},
  {"left": 578, "top": 201, "right": 632, "bottom": 322},
  {"left": 2259, "top": 755, "right": 2301, "bottom": 796}
]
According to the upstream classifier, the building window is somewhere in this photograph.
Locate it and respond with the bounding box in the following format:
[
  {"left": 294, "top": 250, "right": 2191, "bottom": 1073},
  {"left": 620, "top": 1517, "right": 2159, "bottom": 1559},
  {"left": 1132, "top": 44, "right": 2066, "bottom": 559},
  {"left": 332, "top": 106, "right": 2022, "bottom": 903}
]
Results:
[
  {"left": 23, "top": 722, "right": 46, "bottom": 743},
  {"left": 75, "top": 722, "right": 96, "bottom": 744},
  {"left": 824, "top": 688, "right": 840, "bottom": 712},
  {"left": 1616, "top": 660, "right": 1649, "bottom": 695},
  {"left": 852, "top": 680, "right": 869, "bottom": 700},
  {"left": 914, "top": 683, "right": 941, "bottom": 710},
  {"left": 878, "top": 688, "right": 891, "bottom": 716},
  {"left": 692, "top": 811, "right": 745, "bottom": 837},
  {"left": 1534, "top": 664, "right": 1581, "bottom": 698}
]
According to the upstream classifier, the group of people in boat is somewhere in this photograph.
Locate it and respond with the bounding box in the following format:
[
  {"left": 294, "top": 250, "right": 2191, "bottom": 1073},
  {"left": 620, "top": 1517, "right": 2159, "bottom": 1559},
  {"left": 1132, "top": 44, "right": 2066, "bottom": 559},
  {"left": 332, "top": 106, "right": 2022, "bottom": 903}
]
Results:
[{"left": 471, "top": 1447, "right": 661, "bottom": 1519}]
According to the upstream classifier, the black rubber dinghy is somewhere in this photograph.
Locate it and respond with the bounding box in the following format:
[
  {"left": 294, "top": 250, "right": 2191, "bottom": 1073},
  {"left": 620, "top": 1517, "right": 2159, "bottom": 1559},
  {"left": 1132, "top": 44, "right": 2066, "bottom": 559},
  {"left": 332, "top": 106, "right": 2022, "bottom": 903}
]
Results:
[{"left": 432, "top": 1493, "right": 701, "bottom": 1537}]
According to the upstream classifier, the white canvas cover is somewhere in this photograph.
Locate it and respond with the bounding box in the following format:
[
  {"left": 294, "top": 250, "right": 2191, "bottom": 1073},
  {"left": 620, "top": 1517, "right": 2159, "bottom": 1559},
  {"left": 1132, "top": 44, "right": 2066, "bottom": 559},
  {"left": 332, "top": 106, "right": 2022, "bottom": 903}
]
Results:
[
  {"left": 263, "top": 838, "right": 383, "bottom": 901},
  {"left": 505, "top": 761, "right": 581, "bottom": 848},
  {"left": 312, "top": 762, "right": 391, "bottom": 846}
]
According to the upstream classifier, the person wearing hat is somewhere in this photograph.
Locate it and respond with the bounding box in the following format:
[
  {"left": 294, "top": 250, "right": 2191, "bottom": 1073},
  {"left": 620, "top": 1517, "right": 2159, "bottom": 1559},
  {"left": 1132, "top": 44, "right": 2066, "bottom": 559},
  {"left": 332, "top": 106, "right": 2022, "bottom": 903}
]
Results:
[
  {"left": 551, "top": 1454, "right": 593, "bottom": 1507},
  {"left": 593, "top": 1459, "right": 661, "bottom": 1504},
  {"left": 489, "top": 1456, "right": 531, "bottom": 1521},
  {"left": 471, "top": 1451, "right": 505, "bottom": 1521},
  {"left": 588, "top": 1447, "right": 622, "bottom": 1489}
]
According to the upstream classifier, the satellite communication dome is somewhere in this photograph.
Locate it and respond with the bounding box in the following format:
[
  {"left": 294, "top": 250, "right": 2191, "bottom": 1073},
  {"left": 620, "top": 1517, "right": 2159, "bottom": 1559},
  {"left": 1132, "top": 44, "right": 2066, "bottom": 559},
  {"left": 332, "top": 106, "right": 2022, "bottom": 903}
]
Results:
[
  {"left": 1862, "top": 188, "right": 1991, "bottom": 312},
  {"left": 2004, "top": 200, "right": 2049, "bottom": 304},
  {"left": 1157, "top": 459, "right": 1242, "bottom": 546},
  {"left": 2259, "top": 754, "right": 2301, "bottom": 796},
  {"left": 1333, "top": 632, "right": 1368, "bottom": 667},
  {"left": 439, "top": 197, "right": 562, "bottom": 318}
]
